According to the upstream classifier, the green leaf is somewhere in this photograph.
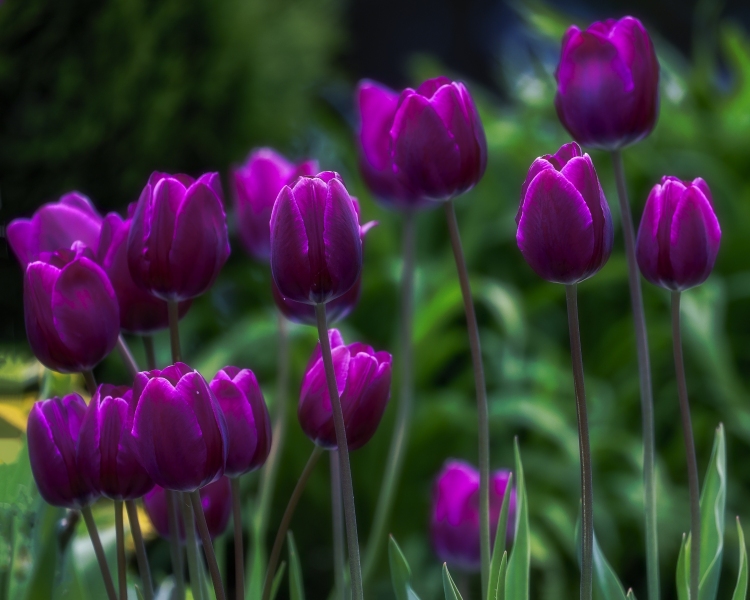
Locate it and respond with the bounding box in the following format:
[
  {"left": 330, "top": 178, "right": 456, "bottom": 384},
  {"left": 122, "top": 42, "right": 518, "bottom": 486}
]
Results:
[
  {"left": 505, "top": 439, "right": 529, "bottom": 600},
  {"left": 698, "top": 424, "right": 727, "bottom": 600},
  {"left": 488, "top": 473, "right": 513, "bottom": 600},
  {"left": 270, "top": 561, "right": 286, "bottom": 600},
  {"left": 23, "top": 502, "right": 63, "bottom": 600},
  {"left": 389, "top": 535, "right": 420, "bottom": 600},
  {"left": 287, "top": 531, "right": 305, "bottom": 600},
  {"left": 677, "top": 534, "right": 689, "bottom": 600},
  {"left": 626, "top": 590, "right": 637, "bottom": 600},
  {"left": 732, "top": 518, "right": 748, "bottom": 600},
  {"left": 592, "top": 533, "right": 628, "bottom": 600},
  {"left": 496, "top": 552, "right": 508, "bottom": 600},
  {"left": 442, "top": 563, "right": 464, "bottom": 600},
  {"left": 136, "top": 586, "right": 146, "bottom": 600}
]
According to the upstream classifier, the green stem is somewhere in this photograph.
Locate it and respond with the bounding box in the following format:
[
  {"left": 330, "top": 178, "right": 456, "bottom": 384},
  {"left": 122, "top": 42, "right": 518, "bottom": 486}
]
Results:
[
  {"left": 362, "top": 208, "right": 417, "bottom": 582},
  {"left": 565, "top": 284, "right": 593, "bottom": 600},
  {"left": 83, "top": 370, "right": 98, "bottom": 396},
  {"left": 82, "top": 506, "right": 118, "bottom": 600},
  {"left": 231, "top": 478, "right": 244, "bottom": 600},
  {"left": 190, "top": 491, "right": 227, "bottom": 600},
  {"left": 115, "top": 501, "right": 127, "bottom": 600},
  {"left": 331, "top": 450, "right": 346, "bottom": 599},
  {"left": 125, "top": 500, "right": 154, "bottom": 600},
  {"left": 611, "top": 149, "right": 659, "bottom": 600},
  {"left": 671, "top": 291, "right": 700, "bottom": 600},
  {"left": 143, "top": 335, "right": 157, "bottom": 370},
  {"left": 165, "top": 490, "right": 186, "bottom": 599},
  {"left": 168, "top": 300, "right": 182, "bottom": 363},
  {"left": 443, "top": 199, "right": 490, "bottom": 598},
  {"left": 180, "top": 493, "right": 207, "bottom": 600},
  {"left": 116, "top": 335, "right": 140, "bottom": 381}
]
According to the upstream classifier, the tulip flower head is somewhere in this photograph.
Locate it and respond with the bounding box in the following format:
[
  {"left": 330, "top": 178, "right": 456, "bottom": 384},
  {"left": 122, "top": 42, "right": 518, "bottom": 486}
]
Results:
[
  {"left": 27, "top": 394, "right": 97, "bottom": 508},
  {"left": 516, "top": 142, "right": 613, "bottom": 284},
  {"left": 636, "top": 176, "right": 721, "bottom": 291},
  {"left": 24, "top": 244, "right": 120, "bottom": 373},
  {"left": 555, "top": 16, "right": 659, "bottom": 150},
  {"left": 298, "top": 329, "right": 392, "bottom": 450},
  {"left": 431, "top": 460, "right": 516, "bottom": 571}
]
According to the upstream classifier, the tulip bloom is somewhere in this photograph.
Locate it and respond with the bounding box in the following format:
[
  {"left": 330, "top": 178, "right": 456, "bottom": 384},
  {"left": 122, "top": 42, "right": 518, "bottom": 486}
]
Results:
[
  {"left": 144, "top": 477, "right": 232, "bottom": 541},
  {"left": 24, "top": 245, "right": 120, "bottom": 373},
  {"left": 127, "top": 171, "right": 230, "bottom": 301},
  {"left": 78, "top": 384, "right": 154, "bottom": 500},
  {"left": 210, "top": 367, "right": 272, "bottom": 478},
  {"left": 298, "top": 329, "right": 391, "bottom": 450},
  {"left": 27, "top": 394, "right": 97, "bottom": 508},
  {"left": 555, "top": 17, "right": 659, "bottom": 150},
  {"left": 431, "top": 460, "right": 516, "bottom": 571},
  {"left": 130, "top": 362, "right": 228, "bottom": 491},
  {"left": 7, "top": 192, "right": 102, "bottom": 267},
  {"left": 270, "top": 172, "right": 363, "bottom": 305},
  {"left": 516, "top": 142, "right": 613, "bottom": 284},
  {"left": 232, "top": 148, "right": 318, "bottom": 261},
  {"left": 636, "top": 176, "right": 721, "bottom": 291}
]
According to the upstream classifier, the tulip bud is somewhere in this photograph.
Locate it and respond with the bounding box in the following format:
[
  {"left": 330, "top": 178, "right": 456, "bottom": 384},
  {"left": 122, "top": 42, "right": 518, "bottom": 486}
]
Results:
[
  {"left": 298, "top": 329, "right": 391, "bottom": 450},
  {"left": 210, "top": 367, "right": 272, "bottom": 478},
  {"left": 7, "top": 192, "right": 103, "bottom": 267},
  {"left": 270, "top": 172, "right": 363, "bottom": 305},
  {"left": 127, "top": 172, "right": 230, "bottom": 301},
  {"left": 431, "top": 460, "right": 516, "bottom": 571},
  {"left": 231, "top": 148, "right": 318, "bottom": 261},
  {"left": 636, "top": 176, "right": 721, "bottom": 291},
  {"left": 143, "top": 477, "right": 232, "bottom": 541},
  {"left": 130, "top": 362, "right": 228, "bottom": 491},
  {"left": 77, "top": 384, "right": 154, "bottom": 500},
  {"left": 24, "top": 244, "right": 120, "bottom": 373},
  {"left": 554, "top": 17, "right": 659, "bottom": 150},
  {"left": 516, "top": 142, "right": 613, "bottom": 284},
  {"left": 27, "top": 394, "right": 97, "bottom": 508}
]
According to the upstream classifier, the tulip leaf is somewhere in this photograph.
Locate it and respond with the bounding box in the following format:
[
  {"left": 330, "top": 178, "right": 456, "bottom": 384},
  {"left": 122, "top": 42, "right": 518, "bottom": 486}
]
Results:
[
  {"left": 442, "top": 563, "right": 464, "bottom": 600},
  {"left": 136, "top": 586, "right": 146, "bottom": 600},
  {"left": 496, "top": 552, "right": 508, "bottom": 600},
  {"left": 488, "top": 473, "right": 513, "bottom": 600},
  {"left": 626, "top": 590, "right": 637, "bottom": 600},
  {"left": 732, "top": 518, "right": 748, "bottom": 600},
  {"left": 698, "top": 423, "right": 727, "bottom": 600},
  {"left": 505, "top": 439, "right": 530, "bottom": 600},
  {"left": 592, "top": 533, "right": 628, "bottom": 600},
  {"left": 389, "top": 535, "right": 421, "bottom": 600},
  {"left": 270, "top": 561, "right": 286, "bottom": 600},
  {"left": 22, "top": 502, "right": 63, "bottom": 600},
  {"left": 287, "top": 531, "right": 305, "bottom": 600},
  {"left": 676, "top": 534, "right": 689, "bottom": 600}
]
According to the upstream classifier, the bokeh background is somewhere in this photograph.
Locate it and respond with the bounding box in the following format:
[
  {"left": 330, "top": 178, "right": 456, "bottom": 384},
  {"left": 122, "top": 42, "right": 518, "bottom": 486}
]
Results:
[{"left": 2, "top": 0, "right": 750, "bottom": 598}]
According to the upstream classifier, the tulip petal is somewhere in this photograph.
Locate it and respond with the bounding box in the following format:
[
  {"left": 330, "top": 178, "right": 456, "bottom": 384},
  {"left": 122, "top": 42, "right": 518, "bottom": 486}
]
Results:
[
  {"left": 358, "top": 81, "right": 400, "bottom": 171},
  {"left": 270, "top": 186, "right": 312, "bottom": 303},
  {"left": 323, "top": 179, "right": 362, "bottom": 302}
]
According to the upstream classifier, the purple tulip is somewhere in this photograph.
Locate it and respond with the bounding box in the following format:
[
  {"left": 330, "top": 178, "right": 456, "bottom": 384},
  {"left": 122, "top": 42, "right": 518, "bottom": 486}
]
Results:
[
  {"left": 7, "top": 192, "right": 103, "bottom": 267},
  {"left": 298, "top": 329, "right": 392, "bottom": 450},
  {"left": 210, "top": 366, "right": 272, "bottom": 478},
  {"left": 270, "top": 172, "right": 363, "bottom": 305},
  {"left": 516, "top": 142, "right": 613, "bottom": 284},
  {"left": 356, "top": 76, "right": 486, "bottom": 202},
  {"left": 431, "top": 460, "right": 516, "bottom": 571},
  {"left": 127, "top": 171, "right": 230, "bottom": 301},
  {"left": 555, "top": 17, "right": 659, "bottom": 151},
  {"left": 130, "top": 362, "right": 228, "bottom": 491},
  {"left": 231, "top": 148, "right": 319, "bottom": 261},
  {"left": 97, "top": 212, "right": 192, "bottom": 334},
  {"left": 24, "top": 244, "right": 120, "bottom": 373},
  {"left": 636, "top": 176, "right": 721, "bottom": 291},
  {"left": 27, "top": 394, "right": 97, "bottom": 508},
  {"left": 143, "top": 477, "right": 232, "bottom": 541}
]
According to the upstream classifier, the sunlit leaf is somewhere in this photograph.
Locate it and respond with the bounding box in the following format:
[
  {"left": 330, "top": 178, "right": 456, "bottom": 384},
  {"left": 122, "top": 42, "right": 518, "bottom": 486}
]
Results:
[
  {"left": 442, "top": 563, "right": 463, "bottom": 600},
  {"left": 488, "top": 473, "right": 513, "bottom": 600},
  {"left": 505, "top": 439, "right": 529, "bottom": 599},
  {"left": 732, "top": 518, "right": 748, "bottom": 600},
  {"left": 287, "top": 531, "right": 305, "bottom": 600}
]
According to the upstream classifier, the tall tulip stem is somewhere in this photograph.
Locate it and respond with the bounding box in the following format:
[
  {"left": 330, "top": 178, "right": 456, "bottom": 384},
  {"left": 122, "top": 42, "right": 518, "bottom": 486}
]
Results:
[
  {"left": 116, "top": 335, "right": 140, "bottom": 380},
  {"left": 115, "top": 501, "right": 127, "bottom": 600},
  {"left": 231, "top": 478, "right": 244, "bottom": 600},
  {"left": 190, "top": 491, "right": 227, "bottom": 600},
  {"left": 83, "top": 370, "right": 98, "bottom": 396},
  {"left": 180, "top": 493, "right": 207, "bottom": 600},
  {"left": 143, "top": 335, "right": 157, "bottom": 370},
  {"left": 314, "top": 303, "right": 364, "bottom": 600},
  {"left": 168, "top": 300, "right": 182, "bottom": 363},
  {"left": 443, "top": 199, "right": 491, "bottom": 597},
  {"left": 165, "top": 490, "right": 186, "bottom": 599},
  {"left": 125, "top": 500, "right": 154, "bottom": 600},
  {"left": 331, "top": 450, "right": 347, "bottom": 599},
  {"left": 671, "top": 291, "right": 700, "bottom": 600},
  {"left": 82, "top": 506, "right": 118, "bottom": 600},
  {"left": 565, "top": 284, "right": 594, "bottom": 600},
  {"left": 611, "top": 149, "right": 659, "bottom": 600}
]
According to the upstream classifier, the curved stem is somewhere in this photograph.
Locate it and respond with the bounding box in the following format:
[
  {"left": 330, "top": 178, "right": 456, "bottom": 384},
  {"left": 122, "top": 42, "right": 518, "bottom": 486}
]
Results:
[
  {"left": 165, "top": 490, "right": 186, "bottom": 599},
  {"left": 611, "top": 149, "right": 659, "bottom": 600},
  {"left": 190, "top": 491, "right": 227, "bottom": 600},
  {"left": 262, "top": 445, "right": 324, "bottom": 600},
  {"left": 565, "top": 285, "right": 594, "bottom": 600},
  {"left": 116, "top": 335, "right": 140, "bottom": 380},
  {"left": 82, "top": 506, "right": 118, "bottom": 600},
  {"left": 362, "top": 208, "right": 417, "bottom": 582},
  {"left": 83, "top": 370, "right": 98, "bottom": 396},
  {"left": 143, "top": 335, "right": 157, "bottom": 371},
  {"left": 115, "top": 501, "right": 127, "bottom": 600},
  {"left": 443, "top": 200, "right": 490, "bottom": 597},
  {"left": 331, "top": 450, "right": 346, "bottom": 599},
  {"left": 231, "top": 478, "right": 244, "bottom": 600},
  {"left": 168, "top": 300, "right": 182, "bottom": 363},
  {"left": 125, "top": 500, "right": 154, "bottom": 600},
  {"left": 671, "top": 291, "right": 700, "bottom": 600},
  {"left": 180, "top": 493, "right": 206, "bottom": 600}
]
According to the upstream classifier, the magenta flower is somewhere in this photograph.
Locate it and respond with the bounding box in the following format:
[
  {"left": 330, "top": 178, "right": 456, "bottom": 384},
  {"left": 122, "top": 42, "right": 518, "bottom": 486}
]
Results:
[
  {"left": 24, "top": 244, "right": 120, "bottom": 373},
  {"left": 210, "top": 366, "right": 272, "bottom": 478},
  {"left": 7, "top": 192, "right": 102, "bottom": 267},
  {"left": 431, "top": 460, "right": 516, "bottom": 571},
  {"left": 270, "top": 172, "right": 363, "bottom": 305},
  {"left": 232, "top": 148, "right": 318, "bottom": 261},
  {"left": 130, "top": 362, "right": 228, "bottom": 491},
  {"left": 27, "top": 394, "right": 97, "bottom": 508},
  {"left": 555, "top": 17, "right": 659, "bottom": 150},
  {"left": 516, "top": 142, "right": 613, "bottom": 284},
  {"left": 298, "top": 329, "right": 392, "bottom": 450},
  {"left": 77, "top": 384, "right": 154, "bottom": 500},
  {"left": 636, "top": 176, "right": 721, "bottom": 291},
  {"left": 127, "top": 172, "right": 230, "bottom": 301}
]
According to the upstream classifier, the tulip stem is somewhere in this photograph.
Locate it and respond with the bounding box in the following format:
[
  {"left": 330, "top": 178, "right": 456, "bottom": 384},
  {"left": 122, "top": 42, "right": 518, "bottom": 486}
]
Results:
[
  {"left": 180, "top": 492, "right": 207, "bottom": 600},
  {"left": 83, "top": 370, "right": 98, "bottom": 396},
  {"left": 115, "top": 501, "right": 127, "bottom": 600},
  {"left": 231, "top": 478, "right": 244, "bottom": 600},
  {"left": 116, "top": 335, "right": 140, "bottom": 380},
  {"left": 262, "top": 445, "right": 324, "bottom": 600},
  {"left": 671, "top": 291, "right": 700, "bottom": 600},
  {"left": 314, "top": 303, "right": 364, "bottom": 600},
  {"left": 443, "top": 199, "right": 491, "bottom": 598},
  {"left": 165, "top": 490, "right": 186, "bottom": 599},
  {"left": 82, "top": 506, "right": 118, "bottom": 600},
  {"left": 565, "top": 284, "right": 594, "bottom": 600},
  {"left": 143, "top": 335, "right": 157, "bottom": 370},
  {"left": 125, "top": 500, "right": 154, "bottom": 600},
  {"left": 190, "top": 491, "right": 227, "bottom": 600},
  {"left": 362, "top": 208, "right": 417, "bottom": 583},
  {"left": 331, "top": 450, "right": 347, "bottom": 599},
  {"left": 611, "top": 149, "right": 659, "bottom": 600},
  {"left": 168, "top": 300, "right": 182, "bottom": 363}
]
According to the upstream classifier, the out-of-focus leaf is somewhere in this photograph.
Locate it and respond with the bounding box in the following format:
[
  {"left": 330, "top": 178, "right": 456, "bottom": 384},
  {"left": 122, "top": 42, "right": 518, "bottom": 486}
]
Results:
[
  {"left": 732, "top": 518, "right": 748, "bottom": 600},
  {"left": 698, "top": 424, "right": 726, "bottom": 600},
  {"left": 288, "top": 531, "right": 305, "bottom": 600},
  {"left": 505, "top": 439, "right": 529, "bottom": 599},
  {"left": 626, "top": 590, "right": 637, "bottom": 600},
  {"left": 677, "top": 534, "right": 689, "bottom": 600},
  {"left": 592, "top": 533, "right": 628, "bottom": 600},
  {"left": 389, "top": 535, "right": 420, "bottom": 600},
  {"left": 442, "top": 563, "right": 463, "bottom": 600},
  {"left": 23, "top": 502, "right": 63, "bottom": 600},
  {"left": 488, "top": 473, "right": 513, "bottom": 600},
  {"left": 136, "top": 586, "right": 146, "bottom": 600},
  {"left": 271, "top": 561, "right": 287, "bottom": 600}
]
